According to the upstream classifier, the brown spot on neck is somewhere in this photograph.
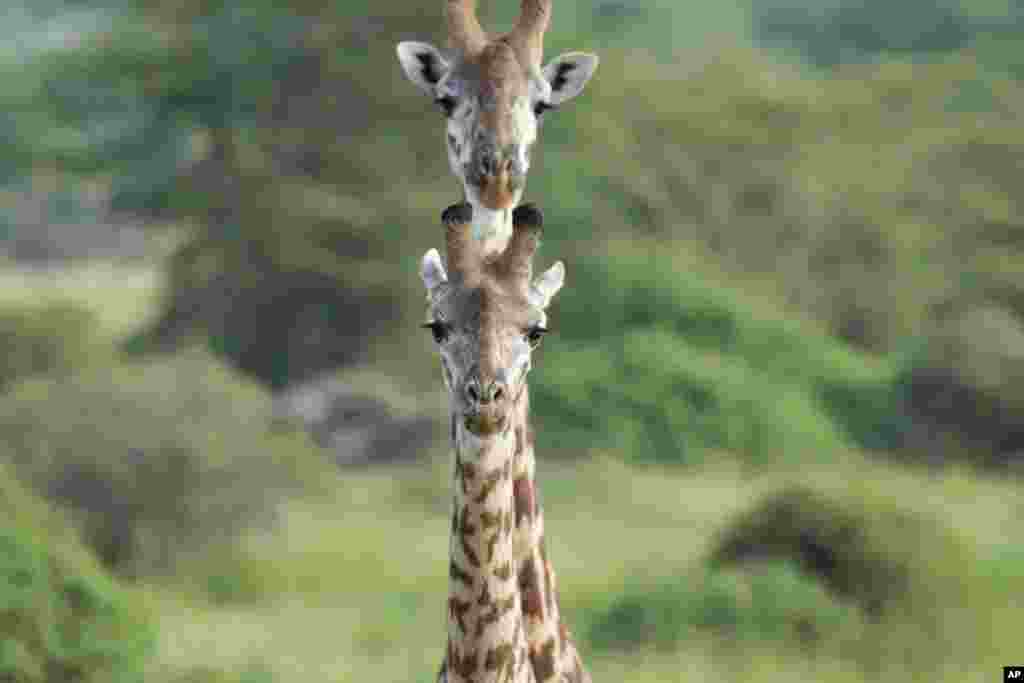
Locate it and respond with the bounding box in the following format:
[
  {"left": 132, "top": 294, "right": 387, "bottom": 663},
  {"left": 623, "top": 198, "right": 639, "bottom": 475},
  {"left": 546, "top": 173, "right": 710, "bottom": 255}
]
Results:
[
  {"left": 450, "top": 596, "right": 473, "bottom": 635},
  {"left": 513, "top": 475, "right": 534, "bottom": 527},
  {"left": 520, "top": 557, "right": 545, "bottom": 619},
  {"left": 530, "top": 637, "right": 558, "bottom": 680},
  {"left": 449, "top": 645, "right": 479, "bottom": 679}
]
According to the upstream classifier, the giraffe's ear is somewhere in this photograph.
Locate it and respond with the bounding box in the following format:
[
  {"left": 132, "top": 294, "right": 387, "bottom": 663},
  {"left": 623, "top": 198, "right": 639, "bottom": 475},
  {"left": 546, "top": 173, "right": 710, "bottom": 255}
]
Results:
[
  {"left": 421, "top": 248, "right": 448, "bottom": 294},
  {"left": 396, "top": 41, "right": 451, "bottom": 95},
  {"left": 541, "top": 52, "right": 598, "bottom": 107},
  {"left": 529, "top": 260, "right": 565, "bottom": 309}
]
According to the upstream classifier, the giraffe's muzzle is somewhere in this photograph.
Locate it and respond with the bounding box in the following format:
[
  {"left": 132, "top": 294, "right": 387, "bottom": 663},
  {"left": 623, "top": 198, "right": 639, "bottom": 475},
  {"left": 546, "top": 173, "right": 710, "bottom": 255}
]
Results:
[
  {"left": 466, "top": 142, "right": 525, "bottom": 210},
  {"left": 461, "top": 377, "right": 511, "bottom": 435}
]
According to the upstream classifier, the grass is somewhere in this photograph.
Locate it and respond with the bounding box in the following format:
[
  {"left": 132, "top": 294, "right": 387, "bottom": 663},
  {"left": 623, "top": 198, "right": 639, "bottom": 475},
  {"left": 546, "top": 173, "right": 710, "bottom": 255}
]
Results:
[
  {"left": 141, "top": 453, "right": 1024, "bottom": 682},
  {"left": 0, "top": 262, "right": 160, "bottom": 342}
]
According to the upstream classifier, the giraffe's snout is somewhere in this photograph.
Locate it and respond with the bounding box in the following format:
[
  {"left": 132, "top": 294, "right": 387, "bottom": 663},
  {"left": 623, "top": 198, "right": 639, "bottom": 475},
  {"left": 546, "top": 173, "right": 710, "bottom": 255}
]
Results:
[
  {"left": 460, "top": 375, "right": 511, "bottom": 435},
  {"left": 464, "top": 377, "right": 508, "bottom": 406},
  {"left": 466, "top": 140, "right": 525, "bottom": 210},
  {"left": 477, "top": 146, "right": 524, "bottom": 180}
]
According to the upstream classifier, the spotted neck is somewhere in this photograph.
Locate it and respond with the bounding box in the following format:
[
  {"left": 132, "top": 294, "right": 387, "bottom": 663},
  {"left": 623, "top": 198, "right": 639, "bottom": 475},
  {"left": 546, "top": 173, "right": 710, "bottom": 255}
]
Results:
[
  {"left": 443, "top": 398, "right": 533, "bottom": 683},
  {"left": 510, "top": 390, "right": 591, "bottom": 683}
]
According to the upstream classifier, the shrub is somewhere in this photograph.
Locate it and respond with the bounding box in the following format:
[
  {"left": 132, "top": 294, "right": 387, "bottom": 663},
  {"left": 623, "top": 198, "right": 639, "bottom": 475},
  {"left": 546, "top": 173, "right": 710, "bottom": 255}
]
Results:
[
  {"left": 545, "top": 47, "right": 1024, "bottom": 357},
  {"left": 707, "top": 481, "right": 985, "bottom": 673},
  {"left": 895, "top": 305, "right": 1024, "bottom": 469},
  {"left": 710, "top": 487, "right": 914, "bottom": 615},
  {"left": 134, "top": 265, "right": 403, "bottom": 392},
  {"left": 0, "top": 463, "right": 152, "bottom": 683},
  {"left": 0, "top": 301, "right": 99, "bottom": 391},
  {"left": 584, "top": 474, "right": 999, "bottom": 676},
  {"left": 585, "top": 560, "right": 865, "bottom": 653},
  {"left": 0, "top": 350, "right": 317, "bottom": 578},
  {"left": 530, "top": 245, "right": 886, "bottom": 464}
]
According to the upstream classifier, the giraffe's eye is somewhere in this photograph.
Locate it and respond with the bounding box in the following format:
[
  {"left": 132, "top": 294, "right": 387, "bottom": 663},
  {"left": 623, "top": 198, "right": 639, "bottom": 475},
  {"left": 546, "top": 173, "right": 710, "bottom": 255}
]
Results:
[
  {"left": 435, "top": 95, "right": 456, "bottom": 117},
  {"left": 525, "top": 325, "right": 548, "bottom": 348},
  {"left": 422, "top": 321, "right": 450, "bottom": 344}
]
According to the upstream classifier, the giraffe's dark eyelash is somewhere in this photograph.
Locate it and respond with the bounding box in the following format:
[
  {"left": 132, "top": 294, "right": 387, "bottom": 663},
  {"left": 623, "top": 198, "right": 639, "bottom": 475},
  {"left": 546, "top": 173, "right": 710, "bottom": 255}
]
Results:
[
  {"left": 525, "top": 325, "right": 549, "bottom": 346},
  {"left": 422, "top": 321, "right": 450, "bottom": 343},
  {"left": 436, "top": 96, "right": 456, "bottom": 117}
]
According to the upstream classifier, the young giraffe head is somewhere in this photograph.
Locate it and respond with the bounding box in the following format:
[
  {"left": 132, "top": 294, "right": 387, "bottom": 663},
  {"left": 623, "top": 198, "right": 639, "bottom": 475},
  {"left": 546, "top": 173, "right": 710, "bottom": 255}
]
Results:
[
  {"left": 397, "top": 0, "right": 598, "bottom": 212},
  {"left": 421, "top": 202, "right": 563, "bottom": 437}
]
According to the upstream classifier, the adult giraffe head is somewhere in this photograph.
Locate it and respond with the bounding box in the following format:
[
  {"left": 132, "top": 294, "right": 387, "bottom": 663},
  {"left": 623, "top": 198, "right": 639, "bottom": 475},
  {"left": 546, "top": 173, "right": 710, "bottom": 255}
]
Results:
[
  {"left": 397, "top": 0, "right": 598, "bottom": 212},
  {"left": 421, "top": 202, "right": 564, "bottom": 437}
]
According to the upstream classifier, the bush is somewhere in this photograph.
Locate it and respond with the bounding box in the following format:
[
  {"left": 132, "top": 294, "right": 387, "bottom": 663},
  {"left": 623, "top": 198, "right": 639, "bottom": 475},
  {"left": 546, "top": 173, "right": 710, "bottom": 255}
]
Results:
[
  {"left": 895, "top": 305, "right": 1024, "bottom": 468},
  {"left": 0, "top": 350, "right": 317, "bottom": 578},
  {"left": 710, "top": 487, "right": 914, "bottom": 615},
  {"left": 0, "top": 463, "right": 152, "bottom": 683},
  {"left": 135, "top": 264, "right": 403, "bottom": 392},
  {"left": 530, "top": 244, "right": 888, "bottom": 464},
  {"left": 585, "top": 560, "right": 865, "bottom": 653},
  {"left": 707, "top": 481, "right": 986, "bottom": 674},
  {"left": 537, "top": 47, "right": 1024, "bottom": 357},
  {"left": 579, "top": 473, "right": 1008, "bottom": 676},
  {"left": 0, "top": 301, "right": 99, "bottom": 391}
]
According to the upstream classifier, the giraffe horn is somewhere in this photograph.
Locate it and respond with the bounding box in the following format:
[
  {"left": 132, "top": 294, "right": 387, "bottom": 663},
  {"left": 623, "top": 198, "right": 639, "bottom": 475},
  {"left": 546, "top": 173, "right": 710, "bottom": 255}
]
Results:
[
  {"left": 442, "top": 203, "right": 478, "bottom": 281},
  {"left": 510, "top": 0, "right": 551, "bottom": 64},
  {"left": 493, "top": 203, "right": 542, "bottom": 287},
  {"left": 446, "top": 0, "right": 487, "bottom": 54}
]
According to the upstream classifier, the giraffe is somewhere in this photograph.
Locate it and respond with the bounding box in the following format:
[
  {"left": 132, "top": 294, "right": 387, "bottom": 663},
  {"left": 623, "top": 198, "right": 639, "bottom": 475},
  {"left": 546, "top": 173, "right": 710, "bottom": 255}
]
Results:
[
  {"left": 400, "top": 3, "right": 596, "bottom": 677},
  {"left": 422, "top": 201, "right": 589, "bottom": 683},
  {"left": 396, "top": 0, "right": 598, "bottom": 248}
]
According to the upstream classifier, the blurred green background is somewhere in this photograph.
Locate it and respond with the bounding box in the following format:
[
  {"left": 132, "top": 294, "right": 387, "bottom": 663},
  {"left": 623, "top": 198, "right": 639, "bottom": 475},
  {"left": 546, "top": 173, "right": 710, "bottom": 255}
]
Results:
[{"left": 1, "top": 1, "right": 1022, "bottom": 681}]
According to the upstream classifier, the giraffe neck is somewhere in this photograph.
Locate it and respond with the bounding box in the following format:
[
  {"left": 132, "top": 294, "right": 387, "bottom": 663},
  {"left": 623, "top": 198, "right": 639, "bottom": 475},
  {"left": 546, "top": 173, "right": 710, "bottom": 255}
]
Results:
[
  {"left": 445, "top": 402, "right": 533, "bottom": 683},
  {"left": 511, "top": 390, "right": 591, "bottom": 683}
]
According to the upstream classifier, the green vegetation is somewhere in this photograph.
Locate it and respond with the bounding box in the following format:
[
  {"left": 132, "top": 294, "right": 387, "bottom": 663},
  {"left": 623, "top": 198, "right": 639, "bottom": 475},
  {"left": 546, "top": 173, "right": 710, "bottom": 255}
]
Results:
[
  {"left": 586, "top": 560, "right": 868, "bottom": 652},
  {"left": 532, "top": 243, "right": 899, "bottom": 463},
  {"left": 0, "top": 263, "right": 1021, "bottom": 680},
  {"left": 580, "top": 462, "right": 1022, "bottom": 681},
  {"left": 0, "top": 301, "right": 99, "bottom": 390},
  {"left": 1, "top": 350, "right": 317, "bottom": 579},
  {"left": 1, "top": 0, "right": 1022, "bottom": 681},
  {"left": 0, "top": 463, "right": 152, "bottom": 683}
]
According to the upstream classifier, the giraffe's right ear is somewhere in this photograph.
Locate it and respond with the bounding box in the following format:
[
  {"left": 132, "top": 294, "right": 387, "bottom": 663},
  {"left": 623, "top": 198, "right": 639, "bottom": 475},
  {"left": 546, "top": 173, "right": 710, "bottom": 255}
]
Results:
[
  {"left": 396, "top": 42, "right": 451, "bottom": 95},
  {"left": 529, "top": 260, "right": 565, "bottom": 309},
  {"left": 421, "top": 248, "right": 448, "bottom": 294}
]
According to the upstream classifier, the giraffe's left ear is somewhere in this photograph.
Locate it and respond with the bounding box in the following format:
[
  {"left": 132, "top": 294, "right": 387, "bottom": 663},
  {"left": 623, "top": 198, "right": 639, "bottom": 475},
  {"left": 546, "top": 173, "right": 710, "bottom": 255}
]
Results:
[
  {"left": 421, "top": 248, "right": 448, "bottom": 295},
  {"left": 396, "top": 41, "right": 451, "bottom": 95},
  {"left": 529, "top": 260, "right": 565, "bottom": 309},
  {"left": 541, "top": 52, "right": 599, "bottom": 107}
]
